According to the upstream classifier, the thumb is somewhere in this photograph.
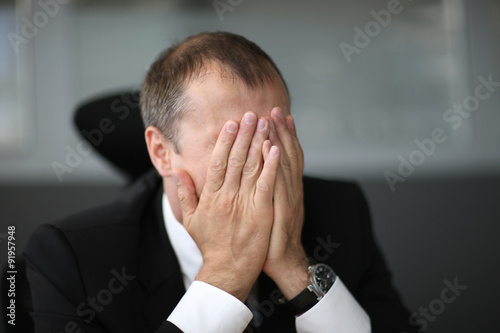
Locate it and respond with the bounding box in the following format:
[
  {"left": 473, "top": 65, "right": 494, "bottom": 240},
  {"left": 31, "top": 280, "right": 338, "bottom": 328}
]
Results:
[{"left": 172, "top": 169, "right": 198, "bottom": 221}]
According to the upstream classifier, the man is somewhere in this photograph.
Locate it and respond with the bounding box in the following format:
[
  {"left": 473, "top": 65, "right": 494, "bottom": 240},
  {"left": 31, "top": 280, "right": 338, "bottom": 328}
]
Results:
[{"left": 25, "top": 32, "right": 416, "bottom": 332}]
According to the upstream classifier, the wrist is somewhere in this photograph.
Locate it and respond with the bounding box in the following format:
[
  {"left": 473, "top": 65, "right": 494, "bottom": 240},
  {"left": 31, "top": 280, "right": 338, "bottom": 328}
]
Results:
[
  {"left": 286, "top": 263, "right": 337, "bottom": 316},
  {"left": 270, "top": 257, "right": 310, "bottom": 300},
  {"left": 195, "top": 263, "right": 256, "bottom": 302}
]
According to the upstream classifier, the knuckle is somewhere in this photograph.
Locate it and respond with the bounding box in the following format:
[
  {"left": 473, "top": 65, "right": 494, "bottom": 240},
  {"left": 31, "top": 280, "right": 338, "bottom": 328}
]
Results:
[
  {"left": 218, "top": 195, "right": 234, "bottom": 211},
  {"left": 281, "top": 156, "right": 292, "bottom": 170},
  {"left": 256, "top": 180, "right": 270, "bottom": 192},
  {"left": 287, "top": 149, "right": 299, "bottom": 161},
  {"left": 277, "top": 175, "right": 288, "bottom": 186},
  {"left": 228, "top": 155, "right": 245, "bottom": 168},
  {"left": 209, "top": 157, "right": 225, "bottom": 172},
  {"left": 242, "top": 160, "right": 259, "bottom": 176}
]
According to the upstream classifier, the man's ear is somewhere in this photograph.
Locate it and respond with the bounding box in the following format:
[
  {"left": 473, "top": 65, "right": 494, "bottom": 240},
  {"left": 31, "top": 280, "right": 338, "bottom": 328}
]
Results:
[{"left": 145, "top": 126, "right": 174, "bottom": 178}]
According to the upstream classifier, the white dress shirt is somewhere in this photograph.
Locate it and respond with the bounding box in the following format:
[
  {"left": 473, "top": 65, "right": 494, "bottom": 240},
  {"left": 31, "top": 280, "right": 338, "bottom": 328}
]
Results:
[{"left": 162, "top": 194, "right": 371, "bottom": 332}]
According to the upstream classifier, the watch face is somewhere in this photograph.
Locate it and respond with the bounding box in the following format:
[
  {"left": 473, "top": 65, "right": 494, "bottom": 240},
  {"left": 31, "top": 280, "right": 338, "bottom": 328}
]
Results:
[{"left": 312, "top": 264, "right": 336, "bottom": 294}]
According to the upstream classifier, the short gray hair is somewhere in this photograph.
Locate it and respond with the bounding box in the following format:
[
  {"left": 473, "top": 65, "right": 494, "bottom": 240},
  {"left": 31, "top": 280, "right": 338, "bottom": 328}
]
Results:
[{"left": 140, "top": 31, "right": 289, "bottom": 154}]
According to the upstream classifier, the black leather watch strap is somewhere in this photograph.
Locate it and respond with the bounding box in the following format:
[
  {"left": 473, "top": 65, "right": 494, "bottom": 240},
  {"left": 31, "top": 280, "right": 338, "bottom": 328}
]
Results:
[{"left": 286, "top": 286, "right": 319, "bottom": 316}]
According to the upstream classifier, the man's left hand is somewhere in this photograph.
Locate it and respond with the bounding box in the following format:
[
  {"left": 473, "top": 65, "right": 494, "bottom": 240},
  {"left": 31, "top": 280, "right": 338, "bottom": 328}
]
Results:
[{"left": 262, "top": 106, "right": 311, "bottom": 300}]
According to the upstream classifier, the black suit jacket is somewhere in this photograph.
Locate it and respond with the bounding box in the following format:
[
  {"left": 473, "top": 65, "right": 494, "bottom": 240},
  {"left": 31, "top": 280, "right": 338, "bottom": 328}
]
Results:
[{"left": 24, "top": 169, "right": 416, "bottom": 332}]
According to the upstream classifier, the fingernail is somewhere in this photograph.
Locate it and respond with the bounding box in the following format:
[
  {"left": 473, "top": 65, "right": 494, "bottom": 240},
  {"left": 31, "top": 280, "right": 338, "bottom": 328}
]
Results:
[
  {"left": 257, "top": 118, "right": 266, "bottom": 131},
  {"left": 226, "top": 121, "right": 237, "bottom": 133},
  {"left": 244, "top": 112, "right": 257, "bottom": 124},
  {"left": 173, "top": 174, "right": 180, "bottom": 186}
]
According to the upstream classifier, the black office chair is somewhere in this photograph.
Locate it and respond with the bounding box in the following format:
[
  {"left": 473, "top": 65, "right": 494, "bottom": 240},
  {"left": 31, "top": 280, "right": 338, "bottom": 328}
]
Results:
[{"left": 73, "top": 90, "right": 153, "bottom": 181}]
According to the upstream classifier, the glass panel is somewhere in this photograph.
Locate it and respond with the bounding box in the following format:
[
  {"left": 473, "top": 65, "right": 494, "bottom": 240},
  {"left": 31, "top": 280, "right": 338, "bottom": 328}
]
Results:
[{"left": 0, "top": 2, "right": 22, "bottom": 151}]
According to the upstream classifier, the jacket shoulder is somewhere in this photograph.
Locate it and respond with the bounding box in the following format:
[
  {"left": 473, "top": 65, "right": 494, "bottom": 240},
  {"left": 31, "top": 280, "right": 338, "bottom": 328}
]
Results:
[
  {"left": 53, "top": 169, "right": 161, "bottom": 233},
  {"left": 303, "top": 175, "right": 367, "bottom": 207}
]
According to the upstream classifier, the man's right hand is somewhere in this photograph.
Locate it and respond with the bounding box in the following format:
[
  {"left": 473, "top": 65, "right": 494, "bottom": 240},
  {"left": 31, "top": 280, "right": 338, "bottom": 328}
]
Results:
[{"left": 172, "top": 112, "right": 280, "bottom": 302}]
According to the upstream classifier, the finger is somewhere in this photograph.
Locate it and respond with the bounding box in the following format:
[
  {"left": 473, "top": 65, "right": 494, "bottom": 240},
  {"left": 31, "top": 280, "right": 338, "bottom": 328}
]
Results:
[
  {"left": 240, "top": 117, "right": 270, "bottom": 190},
  {"left": 270, "top": 114, "right": 304, "bottom": 188},
  {"left": 268, "top": 119, "right": 292, "bottom": 198},
  {"left": 172, "top": 169, "right": 198, "bottom": 224},
  {"left": 271, "top": 107, "right": 300, "bottom": 168},
  {"left": 254, "top": 145, "right": 280, "bottom": 206},
  {"left": 204, "top": 120, "right": 238, "bottom": 194},
  {"left": 269, "top": 118, "right": 287, "bottom": 165},
  {"left": 269, "top": 117, "right": 293, "bottom": 180},
  {"left": 223, "top": 111, "right": 258, "bottom": 192},
  {"left": 285, "top": 115, "right": 304, "bottom": 167},
  {"left": 262, "top": 139, "right": 272, "bottom": 162},
  {"left": 285, "top": 115, "right": 297, "bottom": 136}
]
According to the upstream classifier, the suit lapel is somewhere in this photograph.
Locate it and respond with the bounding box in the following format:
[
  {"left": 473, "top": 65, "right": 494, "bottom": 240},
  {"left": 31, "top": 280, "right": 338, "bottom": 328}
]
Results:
[{"left": 138, "top": 185, "right": 186, "bottom": 331}]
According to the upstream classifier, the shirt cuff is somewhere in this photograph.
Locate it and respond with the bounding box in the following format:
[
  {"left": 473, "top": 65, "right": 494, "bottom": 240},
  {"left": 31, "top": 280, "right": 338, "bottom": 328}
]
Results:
[
  {"left": 295, "top": 277, "right": 371, "bottom": 333},
  {"left": 167, "top": 281, "right": 253, "bottom": 333}
]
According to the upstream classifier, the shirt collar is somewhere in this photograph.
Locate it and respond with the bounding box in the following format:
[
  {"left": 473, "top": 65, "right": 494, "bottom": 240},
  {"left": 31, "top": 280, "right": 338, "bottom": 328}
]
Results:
[{"left": 162, "top": 193, "right": 203, "bottom": 288}]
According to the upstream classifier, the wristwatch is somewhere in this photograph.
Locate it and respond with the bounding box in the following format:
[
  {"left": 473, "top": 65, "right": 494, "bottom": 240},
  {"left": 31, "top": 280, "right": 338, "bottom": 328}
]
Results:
[{"left": 286, "top": 263, "right": 336, "bottom": 316}]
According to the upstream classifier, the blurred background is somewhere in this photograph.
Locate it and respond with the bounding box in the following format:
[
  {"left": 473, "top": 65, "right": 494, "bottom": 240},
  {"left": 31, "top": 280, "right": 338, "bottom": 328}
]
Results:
[{"left": 0, "top": 0, "right": 499, "bottom": 331}]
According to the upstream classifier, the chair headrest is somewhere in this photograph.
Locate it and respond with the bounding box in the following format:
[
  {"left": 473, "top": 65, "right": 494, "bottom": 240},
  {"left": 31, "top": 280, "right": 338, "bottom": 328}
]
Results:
[{"left": 74, "top": 91, "right": 153, "bottom": 181}]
